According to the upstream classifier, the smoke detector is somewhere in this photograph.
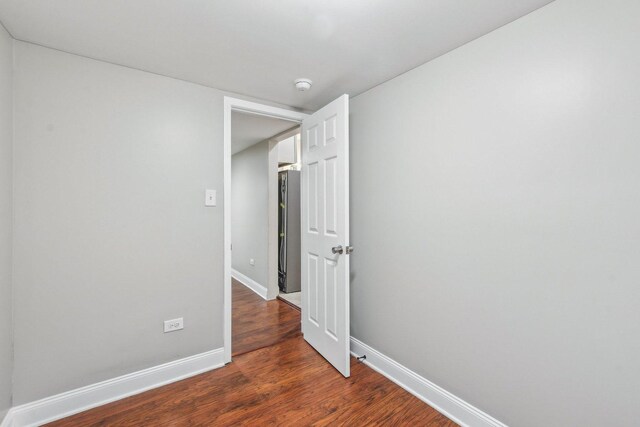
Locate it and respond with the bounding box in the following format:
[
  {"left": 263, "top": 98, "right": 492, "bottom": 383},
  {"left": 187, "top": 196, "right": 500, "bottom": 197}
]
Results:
[{"left": 294, "top": 78, "right": 313, "bottom": 92}]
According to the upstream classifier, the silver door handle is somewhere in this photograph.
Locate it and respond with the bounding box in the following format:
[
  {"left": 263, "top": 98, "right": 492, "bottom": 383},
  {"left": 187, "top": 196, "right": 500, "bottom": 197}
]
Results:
[{"left": 332, "top": 245, "right": 354, "bottom": 255}]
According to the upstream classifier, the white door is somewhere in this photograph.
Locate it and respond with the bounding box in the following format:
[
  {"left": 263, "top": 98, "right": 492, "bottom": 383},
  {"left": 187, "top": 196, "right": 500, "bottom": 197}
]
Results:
[{"left": 301, "top": 94, "right": 351, "bottom": 377}]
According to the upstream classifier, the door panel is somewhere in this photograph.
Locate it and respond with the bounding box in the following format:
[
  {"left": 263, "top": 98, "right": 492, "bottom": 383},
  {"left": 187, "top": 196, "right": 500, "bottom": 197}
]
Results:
[{"left": 301, "top": 95, "right": 350, "bottom": 377}]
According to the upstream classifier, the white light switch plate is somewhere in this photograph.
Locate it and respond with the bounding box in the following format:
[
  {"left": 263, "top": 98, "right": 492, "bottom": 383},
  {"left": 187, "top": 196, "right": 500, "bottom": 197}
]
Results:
[
  {"left": 205, "top": 189, "right": 217, "bottom": 207},
  {"left": 164, "top": 318, "right": 184, "bottom": 333}
]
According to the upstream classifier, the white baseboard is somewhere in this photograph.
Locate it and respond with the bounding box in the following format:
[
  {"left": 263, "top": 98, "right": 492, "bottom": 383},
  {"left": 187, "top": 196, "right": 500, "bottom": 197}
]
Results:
[
  {"left": 2, "top": 338, "right": 504, "bottom": 427},
  {"left": 7, "top": 348, "right": 225, "bottom": 427},
  {"left": 0, "top": 409, "right": 14, "bottom": 427},
  {"left": 232, "top": 268, "right": 268, "bottom": 300},
  {"left": 350, "top": 338, "right": 506, "bottom": 427}
]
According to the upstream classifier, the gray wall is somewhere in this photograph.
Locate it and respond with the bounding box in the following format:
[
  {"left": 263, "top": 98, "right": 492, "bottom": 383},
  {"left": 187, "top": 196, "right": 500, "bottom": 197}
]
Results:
[
  {"left": 12, "top": 41, "right": 228, "bottom": 404},
  {"left": 350, "top": 0, "right": 640, "bottom": 425},
  {"left": 0, "top": 24, "right": 13, "bottom": 420},
  {"left": 231, "top": 140, "right": 269, "bottom": 290}
]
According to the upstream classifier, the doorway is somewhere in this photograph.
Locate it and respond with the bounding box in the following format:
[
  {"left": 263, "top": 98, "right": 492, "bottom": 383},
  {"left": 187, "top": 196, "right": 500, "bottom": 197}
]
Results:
[
  {"left": 229, "top": 109, "right": 303, "bottom": 356},
  {"left": 274, "top": 131, "right": 303, "bottom": 310},
  {"left": 224, "top": 96, "right": 351, "bottom": 377},
  {"left": 224, "top": 98, "right": 307, "bottom": 362}
]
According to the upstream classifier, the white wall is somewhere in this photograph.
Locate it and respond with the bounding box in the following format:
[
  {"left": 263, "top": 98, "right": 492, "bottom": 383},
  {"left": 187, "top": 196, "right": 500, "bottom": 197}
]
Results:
[
  {"left": 349, "top": 0, "right": 640, "bottom": 425},
  {"left": 231, "top": 140, "right": 269, "bottom": 294},
  {"left": 0, "top": 24, "right": 13, "bottom": 421},
  {"left": 12, "top": 41, "right": 230, "bottom": 404}
]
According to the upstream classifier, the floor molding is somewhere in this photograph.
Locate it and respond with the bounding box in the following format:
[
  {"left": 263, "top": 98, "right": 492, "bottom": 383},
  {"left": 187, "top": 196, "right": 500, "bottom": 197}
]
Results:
[
  {"left": 8, "top": 348, "right": 225, "bottom": 427},
  {"left": 276, "top": 295, "right": 301, "bottom": 312},
  {"left": 0, "top": 409, "right": 15, "bottom": 427},
  {"left": 350, "top": 338, "right": 507, "bottom": 427},
  {"left": 232, "top": 268, "right": 268, "bottom": 300}
]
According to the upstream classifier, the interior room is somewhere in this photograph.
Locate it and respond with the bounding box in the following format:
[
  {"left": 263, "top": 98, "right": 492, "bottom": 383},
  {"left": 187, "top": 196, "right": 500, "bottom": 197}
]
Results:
[{"left": 1, "top": 1, "right": 640, "bottom": 426}]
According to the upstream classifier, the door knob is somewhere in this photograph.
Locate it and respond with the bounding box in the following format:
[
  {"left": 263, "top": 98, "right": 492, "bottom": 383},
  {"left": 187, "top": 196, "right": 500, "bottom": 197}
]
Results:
[{"left": 332, "top": 245, "right": 354, "bottom": 255}]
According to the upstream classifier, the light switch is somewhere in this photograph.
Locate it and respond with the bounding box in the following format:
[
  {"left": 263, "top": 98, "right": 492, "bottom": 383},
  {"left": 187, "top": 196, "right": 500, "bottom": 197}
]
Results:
[{"left": 205, "top": 189, "right": 217, "bottom": 207}]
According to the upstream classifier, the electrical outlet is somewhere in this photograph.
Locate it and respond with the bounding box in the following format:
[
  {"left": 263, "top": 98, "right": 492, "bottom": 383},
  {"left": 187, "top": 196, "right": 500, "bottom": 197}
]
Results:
[
  {"left": 164, "top": 317, "right": 184, "bottom": 333},
  {"left": 250, "top": 258, "right": 255, "bottom": 266}
]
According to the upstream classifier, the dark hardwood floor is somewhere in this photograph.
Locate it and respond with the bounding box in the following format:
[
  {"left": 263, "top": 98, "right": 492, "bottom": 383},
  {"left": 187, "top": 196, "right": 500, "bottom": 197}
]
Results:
[
  {"left": 47, "top": 280, "right": 456, "bottom": 426},
  {"left": 232, "top": 279, "right": 301, "bottom": 356}
]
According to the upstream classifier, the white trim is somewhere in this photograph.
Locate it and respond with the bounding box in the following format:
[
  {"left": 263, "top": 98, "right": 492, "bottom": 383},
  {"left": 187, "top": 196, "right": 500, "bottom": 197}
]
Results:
[
  {"left": 223, "top": 97, "right": 232, "bottom": 364},
  {"left": 350, "top": 338, "right": 507, "bottom": 427},
  {"left": 7, "top": 348, "right": 224, "bottom": 427},
  {"left": 0, "top": 409, "right": 15, "bottom": 427},
  {"left": 267, "top": 138, "right": 280, "bottom": 300},
  {"left": 231, "top": 268, "right": 269, "bottom": 300},
  {"left": 267, "top": 126, "right": 301, "bottom": 301},
  {"left": 223, "top": 96, "right": 308, "bottom": 363}
]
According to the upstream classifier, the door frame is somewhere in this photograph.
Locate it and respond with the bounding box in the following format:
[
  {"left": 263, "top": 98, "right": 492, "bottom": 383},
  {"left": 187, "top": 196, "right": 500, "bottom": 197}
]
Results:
[
  {"left": 223, "top": 96, "right": 308, "bottom": 363},
  {"left": 267, "top": 127, "right": 301, "bottom": 300}
]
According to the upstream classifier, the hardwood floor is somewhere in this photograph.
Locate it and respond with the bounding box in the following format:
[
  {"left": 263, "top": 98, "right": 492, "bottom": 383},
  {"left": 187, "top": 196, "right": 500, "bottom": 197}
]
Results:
[
  {"left": 47, "top": 280, "right": 456, "bottom": 426},
  {"left": 277, "top": 294, "right": 302, "bottom": 311},
  {"left": 232, "top": 279, "right": 301, "bottom": 356}
]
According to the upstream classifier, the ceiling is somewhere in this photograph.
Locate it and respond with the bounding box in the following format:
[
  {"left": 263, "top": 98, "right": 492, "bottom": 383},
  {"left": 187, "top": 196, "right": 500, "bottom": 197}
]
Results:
[
  {"left": 232, "top": 112, "right": 298, "bottom": 155},
  {"left": 0, "top": 0, "right": 554, "bottom": 110}
]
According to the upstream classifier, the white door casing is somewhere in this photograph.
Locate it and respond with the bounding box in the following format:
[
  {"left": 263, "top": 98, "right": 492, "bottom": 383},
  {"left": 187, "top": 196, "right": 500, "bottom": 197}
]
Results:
[
  {"left": 301, "top": 95, "right": 350, "bottom": 377},
  {"left": 223, "top": 97, "right": 308, "bottom": 363}
]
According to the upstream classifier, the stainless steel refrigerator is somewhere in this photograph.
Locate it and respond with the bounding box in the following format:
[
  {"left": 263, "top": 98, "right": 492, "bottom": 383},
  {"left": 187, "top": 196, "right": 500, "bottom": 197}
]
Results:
[{"left": 278, "top": 170, "right": 301, "bottom": 293}]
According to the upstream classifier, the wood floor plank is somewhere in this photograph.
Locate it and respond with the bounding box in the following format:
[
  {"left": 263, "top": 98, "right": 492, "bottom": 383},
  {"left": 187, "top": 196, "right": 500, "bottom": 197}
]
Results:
[
  {"left": 47, "top": 280, "right": 456, "bottom": 426},
  {"left": 231, "top": 279, "right": 302, "bottom": 356}
]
